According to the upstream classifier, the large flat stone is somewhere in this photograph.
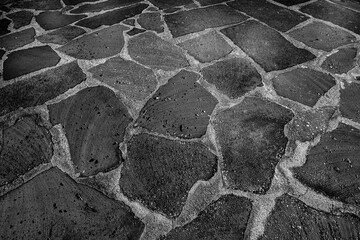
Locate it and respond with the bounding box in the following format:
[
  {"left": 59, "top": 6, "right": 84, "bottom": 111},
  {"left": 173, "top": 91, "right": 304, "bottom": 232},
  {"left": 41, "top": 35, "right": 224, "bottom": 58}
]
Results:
[
  {"left": 329, "top": 0, "right": 360, "bottom": 12},
  {"left": 126, "top": 27, "right": 146, "bottom": 36},
  {"left": 137, "top": 12, "right": 164, "bottom": 33},
  {"left": 6, "top": 10, "right": 33, "bottom": 29},
  {"left": 36, "top": 25, "right": 86, "bottom": 45},
  {"left": 70, "top": 0, "right": 141, "bottom": 13},
  {"left": 35, "top": 11, "right": 86, "bottom": 30},
  {"left": 273, "top": 0, "right": 311, "bottom": 6},
  {"left": 0, "top": 28, "right": 35, "bottom": 51},
  {"left": 119, "top": 133, "right": 217, "bottom": 218},
  {"left": 149, "top": 0, "right": 193, "bottom": 9},
  {"left": 11, "top": 0, "right": 62, "bottom": 10},
  {"left": 221, "top": 20, "right": 316, "bottom": 72},
  {"left": 197, "top": 0, "right": 229, "bottom": 6},
  {"left": 340, "top": 82, "right": 360, "bottom": 123},
  {"left": 0, "top": 19, "right": 11, "bottom": 36},
  {"left": 63, "top": 0, "right": 98, "bottom": 5},
  {"left": 321, "top": 47, "right": 358, "bottom": 74}
]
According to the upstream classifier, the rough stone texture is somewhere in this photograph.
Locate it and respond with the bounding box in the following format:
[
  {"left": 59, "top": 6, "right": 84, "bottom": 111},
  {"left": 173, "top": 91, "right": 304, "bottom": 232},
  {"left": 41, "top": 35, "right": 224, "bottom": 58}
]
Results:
[
  {"left": 126, "top": 27, "right": 146, "bottom": 36},
  {"left": 58, "top": 24, "right": 128, "bottom": 60},
  {"left": 0, "top": 18, "right": 11, "bottom": 36},
  {"left": 288, "top": 21, "right": 357, "bottom": 52},
  {"left": 213, "top": 96, "right": 293, "bottom": 193},
  {"left": 202, "top": 57, "right": 263, "bottom": 99},
  {"left": 340, "top": 82, "right": 360, "bottom": 123},
  {"left": 300, "top": 0, "right": 360, "bottom": 34},
  {"left": 321, "top": 47, "right": 358, "bottom": 74},
  {"left": 162, "top": 195, "right": 252, "bottom": 239},
  {"left": 0, "top": 49, "right": 5, "bottom": 59},
  {"left": 3, "top": 45, "right": 60, "bottom": 80},
  {"left": 75, "top": 3, "right": 148, "bottom": 29},
  {"left": 0, "top": 28, "right": 35, "bottom": 51},
  {"left": 330, "top": 0, "right": 360, "bottom": 12},
  {"left": 35, "top": 11, "right": 86, "bottom": 30},
  {"left": 136, "top": 70, "right": 218, "bottom": 139},
  {"left": 178, "top": 31, "right": 232, "bottom": 63},
  {"left": 122, "top": 18, "right": 135, "bottom": 26},
  {"left": 89, "top": 57, "right": 157, "bottom": 102},
  {"left": 272, "top": 68, "right": 336, "bottom": 107},
  {"left": 164, "top": 5, "right": 248, "bottom": 38},
  {"left": 63, "top": 0, "right": 98, "bottom": 5},
  {"left": 0, "top": 168, "right": 145, "bottom": 240},
  {"left": 0, "top": 115, "right": 53, "bottom": 186},
  {"left": 71, "top": 0, "right": 141, "bottom": 13},
  {"left": 119, "top": 133, "right": 218, "bottom": 218},
  {"left": 260, "top": 194, "right": 360, "bottom": 240},
  {"left": 149, "top": 0, "right": 193, "bottom": 9},
  {"left": 273, "top": 0, "right": 311, "bottom": 6},
  {"left": 221, "top": 20, "right": 316, "bottom": 72},
  {"left": 197, "top": 0, "right": 228, "bottom": 6},
  {"left": 6, "top": 10, "right": 33, "bottom": 29},
  {"left": 11, "top": 0, "right": 62, "bottom": 10},
  {"left": 128, "top": 32, "right": 189, "bottom": 70},
  {"left": 0, "top": 61, "right": 86, "bottom": 116},
  {"left": 36, "top": 25, "right": 86, "bottom": 45},
  {"left": 49, "top": 86, "right": 132, "bottom": 177},
  {"left": 137, "top": 12, "right": 164, "bottom": 33}
]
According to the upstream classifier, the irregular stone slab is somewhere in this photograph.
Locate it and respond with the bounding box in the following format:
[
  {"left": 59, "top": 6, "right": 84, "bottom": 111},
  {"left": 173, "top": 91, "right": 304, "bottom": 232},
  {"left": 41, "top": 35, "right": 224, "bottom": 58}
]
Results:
[
  {"left": 35, "top": 11, "right": 86, "bottom": 30},
  {"left": 3, "top": 45, "right": 60, "bottom": 80},
  {"left": 11, "top": 0, "right": 62, "bottom": 10},
  {"left": 0, "top": 168, "right": 145, "bottom": 240},
  {"left": 75, "top": 3, "right": 148, "bottom": 29},
  {"left": 300, "top": 0, "right": 360, "bottom": 34},
  {"left": 272, "top": 68, "right": 336, "bottom": 107},
  {"left": 149, "top": 0, "right": 193, "bottom": 9},
  {"left": 70, "top": 0, "right": 141, "bottom": 13},
  {"left": 49, "top": 86, "right": 132, "bottom": 177},
  {"left": 228, "top": 0, "right": 308, "bottom": 32},
  {"left": 321, "top": 48, "right": 358, "bottom": 74},
  {"left": 58, "top": 24, "right": 128, "bottom": 60},
  {"left": 221, "top": 20, "right": 316, "bottom": 72},
  {"left": 137, "top": 12, "right": 164, "bottom": 33},
  {"left": 197, "top": 0, "right": 229, "bottom": 6},
  {"left": 119, "top": 133, "right": 217, "bottom": 218},
  {"left": 330, "top": 0, "right": 360, "bottom": 12},
  {"left": 202, "top": 57, "right": 262, "bottom": 99},
  {"left": 164, "top": 5, "right": 248, "bottom": 38},
  {"left": 0, "top": 49, "right": 5, "bottom": 59},
  {"left": 0, "top": 18, "right": 11, "bottom": 36},
  {"left": 0, "top": 115, "right": 52, "bottom": 186},
  {"left": 122, "top": 18, "right": 135, "bottom": 26},
  {"left": 273, "top": 0, "right": 311, "bottom": 6},
  {"left": 178, "top": 31, "right": 232, "bottom": 63},
  {"left": 89, "top": 57, "right": 157, "bottom": 102},
  {"left": 162, "top": 195, "right": 252, "bottom": 239},
  {"left": 213, "top": 96, "right": 293, "bottom": 193},
  {"left": 260, "top": 194, "right": 360, "bottom": 240},
  {"left": 0, "top": 61, "right": 86, "bottom": 116},
  {"left": 6, "top": 10, "right": 33, "bottom": 29},
  {"left": 128, "top": 32, "right": 189, "bottom": 70},
  {"left": 126, "top": 27, "right": 146, "bottom": 36},
  {"left": 288, "top": 21, "right": 356, "bottom": 52},
  {"left": 36, "top": 25, "right": 86, "bottom": 45},
  {"left": 136, "top": 70, "right": 218, "bottom": 139},
  {"left": 0, "top": 28, "right": 35, "bottom": 50},
  {"left": 340, "top": 82, "right": 360, "bottom": 123},
  {"left": 63, "top": 0, "right": 98, "bottom": 5}
]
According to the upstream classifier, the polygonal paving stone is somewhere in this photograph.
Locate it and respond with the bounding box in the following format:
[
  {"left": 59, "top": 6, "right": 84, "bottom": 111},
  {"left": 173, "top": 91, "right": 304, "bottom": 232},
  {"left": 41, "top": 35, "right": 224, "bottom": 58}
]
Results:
[
  {"left": 149, "top": 0, "right": 193, "bottom": 9},
  {"left": 162, "top": 195, "right": 252, "bottom": 240},
  {"left": 119, "top": 133, "right": 218, "bottom": 218},
  {"left": 126, "top": 27, "right": 146, "bottom": 36},
  {"left": 0, "top": 50, "right": 5, "bottom": 59},
  {"left": 197, "top": 0, "right": 229, "bottom": 6},
  {"left": 11, "top": 0, "right": 62, "bottom": 10},
  {"left": 288, "top": 21, "right": 356, "bottom": 52},
  {"left": 164, "top": 5, "right": 248, "bottom": 38},
  {"left": 70, "top": 0, "right": 141, "bottom": 13},
  {"left": 136, "top": 70, "right": 218, "bottom": 139},
  {"left": 137, "top": 12, "right": 164, "bottom": 33},
  {"left": 63, "top": 0, "right": 98, "bottom": 5},
  {"left": 89, "top": 56, "right": 158, "bottom": 102},
  {"left": 49, "top": 86, "right": 132, "bottom": 177},
  {"left": 260, "top": 194, "right": 360, "bottom": 240},
  {"left": 6, "top": 10, "right": 33, "bottom": 29},
  {"left": 0, "top": 168, "right": 145, "bottom": 240},
  {"left": 330, "top": 0, "right": 360, "bottom": 12},
  {"left": 128, "top": 32, "right": 189, "bottom": 70},
  {"left": 0, "top": 61, "right": 86, "bottom": 116},
  {"left": 178, "top": 31, "right": 232, "bottom": 63},
  {"left": 221, "top": 20, "right": 316, "bottom": 72},
  {"left": 36, "top": 25, "right": 86, "bottom": 45},
  {"left": 3, "top": 45, "right": 60, "bottom": 80},
  {"left": 321, "top": 47, "right": 358, "bottom": 74},
  {"left": 340, "top": 82, "right": 360, "bottom": 123},
  {"left": 272, "top": 68, "right": 336, "bottom": 107},
  {"left": 122, "top": 18, "right": 135, "bottom": 26},
  {"left": 0, "top": 18, "right": 11, "bottom": 36},
  {"left": 228, "top": 0, "right": 309, "bottom": 32},
  {"left": 213, "top": 96, "right": 293, "bottom": 193},
  {"left": 57, "top": 24, "right": 128, "bottom": 60},
  {"left": 0, "top": 115, "right": 52, "bottom": 186},
  {"left": 273, "top": 0, "right": 311, "bottom": 6},
  {"left": 300, "top": 0, "right": 360, "bottom": 34},
  {"left": 75, "top": 3, "right": 148, "bottom": 29},
  {"left": 35, "top": 11, "right": 86, "bottom": 30},
  {"left": 201, "top": 57, "right": 263, "bottom": 99},
  {"left": 0, "top": 28, "right": 35, "bottom": 51}
]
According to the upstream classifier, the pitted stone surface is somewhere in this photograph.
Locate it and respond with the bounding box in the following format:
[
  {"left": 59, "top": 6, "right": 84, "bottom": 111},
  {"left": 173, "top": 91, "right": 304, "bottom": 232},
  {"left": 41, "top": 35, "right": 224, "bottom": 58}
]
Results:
[
  {"left": 70, "top": 0, "right": 142, "bottom": 13},
  {"left": 37, "top": 25, "right": 86, "bottom": 45},
  {"left": 330, "top": 0, "right": 360, "bottom": 12},
  {"left": 272, "top": 68, "right": 336, "bottom": 107},
  {"left": 164, "top": 5, "right": 248, "bottom": 38},
  {"left": 6, "top": 10, "right": 33, "bottom": 29},
  {"left": 321, "top": 47, "right": 358, "bottom": 74},
  {"left": 11, "top": 0, "right": 62, "bottom": 10},
  {"left": 0, "top": 115, "right": 52, "bottom": 186},
  {"left": 178, "top": 31, "right": 232, "bottom": 63},
  {"left": 128, "top": 32, "right": 189, "bottom": 70},
  {"left": 122, "top": 18, "right": 135, "bottom": 26},
  {"left": 49, "top": 86, "right": 132, "bottom": 177},
  {"left": 137, "top": 12, "right": 164, "bottom": 33},
  {"left": 197, "top": 0, "right": 229, "bottom": 6},
  {"left": 162, "top": 195, "right": 252, "bottom": 240},
  {"left": 149, "top": 0, "right": 193, "bottom": 9},
  {"left": 221, "top": 20, "right": 316, "bottom": 72},
  {"left": 201, "top": 57, "right": 263, "bottom": 99},
  {"left": 126, "top": 27, "right": 146, "bottom": 36},
  {"left": 35, "top": 11, "right": 86, "bottom": 30},
  {"left": 273, "top": 0, "right": 311, "bottom": 6},
  {"left": 119, "top": 133, "right": 217, "bottom": 218},
  {"left": 136, "top": 70, "right": 218, "bottom": 139},
  {"left": 260, "top": 194, "right": 360, "bottom": 240},
  {"left": 0, "top": 168, "right": 145, "bottom": 240},
  {"left": 213, "top": 96, "right": 293, "bottom": 193},
  {"left": 89, "top": 56, "right": 158, "bottom": 102},
  {"left": 0, "top": 61, "right": 86, "bottom": 116},
  {"left": 340, "top": 82, "right": 360, "bottom": 123},
  {"left": 0, "top": 19, "right": 11, "bottom": 36},
  {"left": 0, "top": 28, "right": 35, "bottom": 50}
]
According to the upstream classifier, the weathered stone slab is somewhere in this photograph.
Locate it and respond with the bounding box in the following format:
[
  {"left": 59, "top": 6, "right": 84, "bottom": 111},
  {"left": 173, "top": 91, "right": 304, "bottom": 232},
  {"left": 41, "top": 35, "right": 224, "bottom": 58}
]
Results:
[
  {"left": 340, "top": 82, "right": 360, "bottom": 123},
  {"left": 11, "top": 0, "right": 62, "bottom": 10},
  {"left": 0, "top": 61, "right": 86, "bottom": 116},
  {"left": 272, "top": 68, "right": 336, "bottom": 107},
  {"left": 164, "top": 5, "right": 248, "bottom": 38},
  {"left": 273, "top": 0, "right": 311, "bottom": 6},
  {"left": 35, "top": 11, "right": 86, "bottom": 30},
  {"left": 0, "top": 19, "right": 11, "bottom": 36},
  {"left": 213, "top": 96, "right": 293, "bottom": 193},
  {"left": 202, "top": 57, "right": 262, "bottom": 99},
  {"left": 0, "top": 49, "right": 5, "bottom": 59},
  {"left": 330, "top": 0, "right": 360, "bottom": 12},
  {"left": 0, "top": 168, "right": 145, "bottom": 240},
  {"left": 136, "top": 70, "right": 218, "bottom": 139},
  {"left": 119, "top": 133, "right": 217, "bottom": 218},
  {"left": 221, "top": 20, "right": 316, "bottom": 72},
  {"left": 126, "top": 27, "right": 146, "bottom": 36},
  {"left": 37, "top": 25, "right": 86, "bottom": 45},
  {"left": 197, "top": 0, "right": 228, "bottom": 6},
  {"left": 70, "top": 0, "right": 141, "bottom": 13},
  {"left": 0, "top": 28, "right": 35, "bottom": 51},
  {"left": 321, "top": 47, "right": 358, "bottom": 74},
  {"left": 149, "top": 0, "right": 193, "bottom": 9},
  {"left": 63, "top": 0, "right": 98, "bottom": 5},
  {"left": 122, "top": 18, "right": 135, "bottom": 26},
  {"left": 6, "top": 10, "right": 33, "bottom": 29},
  {"left": 137, "top": 12, "right": 164, "bottom": 33}
]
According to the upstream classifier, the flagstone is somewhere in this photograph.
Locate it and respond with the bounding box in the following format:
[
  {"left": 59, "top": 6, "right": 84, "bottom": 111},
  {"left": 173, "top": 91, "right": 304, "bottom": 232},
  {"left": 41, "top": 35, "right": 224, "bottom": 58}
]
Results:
[
  {"left": 36, "top": 25, "right": 86, "bottom": 45},
  {"left": 6, "top": 10, "right": 33, "bottom": 29},
  {"left": 321, "top": 47, "right": 358, "bottom": 74},
  {"left": 137, "top": 12, "right": 164, "bottom": 33},
  {"left": 35, "top": 11, "right": 86, "bottom": 30},
  {"left": 70, "top": 0, "right": 142, "bottom": 13},
  {"left": 0, "top": 28, "right": 35, "bottom": 51}
]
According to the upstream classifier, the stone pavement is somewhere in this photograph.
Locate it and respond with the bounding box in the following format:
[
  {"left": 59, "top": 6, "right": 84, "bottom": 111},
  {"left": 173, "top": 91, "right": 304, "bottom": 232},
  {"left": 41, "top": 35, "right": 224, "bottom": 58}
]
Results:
[{"left": 0, "top": 0, "right": 360, "bottom": 239}]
